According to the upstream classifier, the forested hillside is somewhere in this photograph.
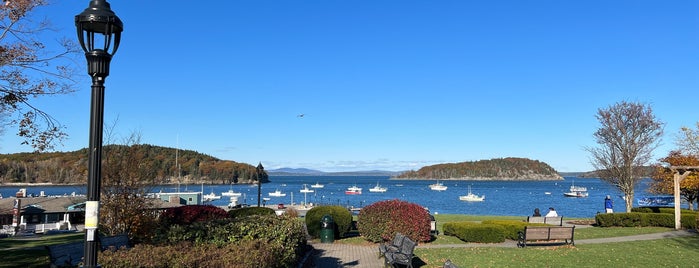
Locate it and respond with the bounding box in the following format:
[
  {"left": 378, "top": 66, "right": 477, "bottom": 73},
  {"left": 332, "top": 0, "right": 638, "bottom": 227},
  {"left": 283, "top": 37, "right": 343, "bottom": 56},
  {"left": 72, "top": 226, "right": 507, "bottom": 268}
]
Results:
[
  {"left": 394, "top": 157, "right": 563, "bottom": 181},
  {"left": 0, "top": 144, "right": 267, "bottom": 185}
]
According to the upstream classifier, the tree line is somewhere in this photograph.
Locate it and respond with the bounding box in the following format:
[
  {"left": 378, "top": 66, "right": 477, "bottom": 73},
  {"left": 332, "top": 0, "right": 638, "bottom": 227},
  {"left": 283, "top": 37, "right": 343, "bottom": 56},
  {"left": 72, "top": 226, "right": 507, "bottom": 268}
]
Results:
[
  {"left": 0, "top": 144, "right": 268, "bottom": 185},
  {"left": 394, "top": 157, "right": 562, "bottom": 180}
]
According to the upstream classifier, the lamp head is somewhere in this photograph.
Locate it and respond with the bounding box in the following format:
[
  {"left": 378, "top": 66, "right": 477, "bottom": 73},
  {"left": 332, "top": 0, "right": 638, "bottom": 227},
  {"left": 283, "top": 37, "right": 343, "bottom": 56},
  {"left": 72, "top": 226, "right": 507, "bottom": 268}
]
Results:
[{"left": 75, "top": 0, "right": 123, "bottom": 78}]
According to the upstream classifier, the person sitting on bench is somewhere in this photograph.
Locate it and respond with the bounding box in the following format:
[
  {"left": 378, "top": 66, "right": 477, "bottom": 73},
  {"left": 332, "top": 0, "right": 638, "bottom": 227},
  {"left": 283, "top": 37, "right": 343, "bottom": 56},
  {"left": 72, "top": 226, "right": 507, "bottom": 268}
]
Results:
[{"left": 545, "top": 207, "right": 558, "bottom": 217}]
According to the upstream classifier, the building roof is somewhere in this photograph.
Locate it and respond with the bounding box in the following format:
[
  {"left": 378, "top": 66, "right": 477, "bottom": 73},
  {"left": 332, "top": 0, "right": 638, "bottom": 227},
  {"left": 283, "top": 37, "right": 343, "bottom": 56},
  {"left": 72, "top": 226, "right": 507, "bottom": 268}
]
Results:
[
  {"left": 0, "top": 196, "right": 182, "bottom": 215},
  {"left": 0, "top": 196, "right": 86, "bottom": 214}
]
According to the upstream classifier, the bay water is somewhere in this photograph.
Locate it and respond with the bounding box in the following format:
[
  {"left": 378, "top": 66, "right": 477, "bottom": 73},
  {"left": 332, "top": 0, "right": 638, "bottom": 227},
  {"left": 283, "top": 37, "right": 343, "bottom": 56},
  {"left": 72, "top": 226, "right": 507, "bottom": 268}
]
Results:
[{"left": 0, "top": 176, "right": 681, "bottom": 218}]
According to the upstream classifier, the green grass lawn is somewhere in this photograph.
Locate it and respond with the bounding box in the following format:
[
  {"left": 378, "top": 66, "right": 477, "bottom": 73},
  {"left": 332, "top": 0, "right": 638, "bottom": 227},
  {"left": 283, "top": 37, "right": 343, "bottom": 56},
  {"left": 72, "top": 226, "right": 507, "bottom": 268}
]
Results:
[
  {"left": 0, "top": 233, "right": 83, "bottom": 268},
  {"left": 415, "top": 236, "right": 699, "bottom": 268},
  {"left": 1, "top": 216, "right": 695, "bottom": 268}
]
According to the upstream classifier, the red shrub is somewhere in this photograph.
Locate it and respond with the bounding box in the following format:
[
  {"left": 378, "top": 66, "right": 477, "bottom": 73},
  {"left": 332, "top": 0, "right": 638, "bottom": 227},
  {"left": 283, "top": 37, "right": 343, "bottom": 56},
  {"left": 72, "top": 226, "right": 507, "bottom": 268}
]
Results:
[
  {"left": 357, "top": 199, "right": 431, "bottom": 243},
  {"left": 160, "top": 205, "right": 229, "bottom": 226}
]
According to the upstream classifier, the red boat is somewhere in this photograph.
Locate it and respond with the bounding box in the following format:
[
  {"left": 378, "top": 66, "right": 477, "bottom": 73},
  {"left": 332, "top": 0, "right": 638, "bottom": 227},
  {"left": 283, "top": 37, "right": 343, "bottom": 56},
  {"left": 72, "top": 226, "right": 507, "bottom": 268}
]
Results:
[{"left": 345, "top": 185, "right": 362, "bottom": 195}]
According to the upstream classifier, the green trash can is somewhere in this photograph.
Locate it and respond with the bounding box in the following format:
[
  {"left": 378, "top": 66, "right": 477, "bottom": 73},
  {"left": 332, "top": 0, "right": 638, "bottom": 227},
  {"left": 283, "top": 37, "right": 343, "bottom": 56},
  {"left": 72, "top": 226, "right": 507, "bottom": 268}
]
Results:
[{"left": 320, "top": 214, "right": 334, "bottom": 243}]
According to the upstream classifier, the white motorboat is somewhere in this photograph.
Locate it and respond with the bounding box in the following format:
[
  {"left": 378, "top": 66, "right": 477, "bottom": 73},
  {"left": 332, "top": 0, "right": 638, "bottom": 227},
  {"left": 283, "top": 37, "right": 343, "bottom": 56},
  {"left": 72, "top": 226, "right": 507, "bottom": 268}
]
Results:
[
  {"left": 459, "top": 186, "right": 485, "bottom": 202},
  {"left": 269, "top": 190, "right": 286, "bottom": 197},
  {"left": 563, "top": 183, "right": 588, "bottom": 197},
  {"left": 429, "top": 181, "right": 448, "bottom": 191},
  {"left": 221, "top": 185, "right": 242, "bottom": 197},
  {"left": 345, "top": 185, "right": 362, "bottom": 195},
  {"left": 310, "top": 182, "right": 324, "bottom": 188},
  {"left": 202, "top": 191, "right": 221, "bottom": 202},
  {"left": 300, "top": 184, "right": 314, "bottom": 193},
  {"left": 368, "top": 182, "right": 387, "bottom": 193}
]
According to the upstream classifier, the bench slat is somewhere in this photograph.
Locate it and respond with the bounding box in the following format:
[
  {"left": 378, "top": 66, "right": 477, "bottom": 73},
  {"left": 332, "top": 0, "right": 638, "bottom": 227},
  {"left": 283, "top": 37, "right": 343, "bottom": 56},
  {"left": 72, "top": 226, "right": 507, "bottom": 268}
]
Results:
[{"left": 518, "top": 226, "right": 575, "bottom": 247}]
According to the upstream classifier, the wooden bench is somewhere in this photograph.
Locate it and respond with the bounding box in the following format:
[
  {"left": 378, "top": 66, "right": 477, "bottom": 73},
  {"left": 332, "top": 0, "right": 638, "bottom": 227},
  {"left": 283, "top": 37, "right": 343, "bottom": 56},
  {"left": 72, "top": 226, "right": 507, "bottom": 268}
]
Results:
[
  {"left": 46, "top": 234, "right": 130, "bottom": 267},
  {"left": 517, "top": 226, "right": 575, "bottom": 247},
  {"left": 384, "top": 236, "right": 416, "bottom": 268},
  {"left": 526, "top": 216, "right": 563, "bottom": 226},
  {"left": 100, "top": 234, "right": 130, "bottom": 251},
  {"left": 379, "top": 233, "right": 405, "bottom": 257}
]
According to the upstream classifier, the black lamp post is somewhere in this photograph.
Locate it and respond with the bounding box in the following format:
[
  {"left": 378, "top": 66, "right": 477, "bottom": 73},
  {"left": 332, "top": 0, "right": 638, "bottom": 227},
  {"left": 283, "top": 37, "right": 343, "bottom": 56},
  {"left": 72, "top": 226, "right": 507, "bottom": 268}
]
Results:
[
  {"left": 75, "top": 1, "right": 122, "bottom": 267},
  {"left": 256, "top": 163, "right": 264, "bottom": 207}
]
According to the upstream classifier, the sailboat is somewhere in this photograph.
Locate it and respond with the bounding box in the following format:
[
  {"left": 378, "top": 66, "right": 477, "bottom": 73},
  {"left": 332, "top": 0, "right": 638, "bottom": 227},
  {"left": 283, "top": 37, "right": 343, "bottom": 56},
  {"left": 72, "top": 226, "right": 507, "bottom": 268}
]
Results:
[
  {"left": 459, "top": 185, "right": 485, "bottom": 202},
  {"left": 299, "top": 184, "right": 314, "bottom": 193}
]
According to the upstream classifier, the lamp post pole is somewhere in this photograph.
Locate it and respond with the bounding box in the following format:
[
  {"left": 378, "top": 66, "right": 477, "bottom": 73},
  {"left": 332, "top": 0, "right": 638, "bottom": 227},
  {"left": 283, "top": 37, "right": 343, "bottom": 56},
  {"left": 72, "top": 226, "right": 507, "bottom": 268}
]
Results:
[
  {"left": 256, "top": 163, "right": 264, "bottom": 207},
  {"left": 75, "top": 1, "right": 122, "bottom": 267}
]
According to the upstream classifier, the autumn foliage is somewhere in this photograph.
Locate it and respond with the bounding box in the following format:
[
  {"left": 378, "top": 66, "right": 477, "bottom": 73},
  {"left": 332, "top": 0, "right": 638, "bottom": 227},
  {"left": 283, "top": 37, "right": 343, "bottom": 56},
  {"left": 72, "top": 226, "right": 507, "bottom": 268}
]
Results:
[
  {"left": 651, "top": 151, "right": 699, "bottom": 210},
  {"left": 160, "top": 205, "right": 229, "bottom": 226},
  {"left": 357, "top": 199, "right": 432, "bottom": 243}
]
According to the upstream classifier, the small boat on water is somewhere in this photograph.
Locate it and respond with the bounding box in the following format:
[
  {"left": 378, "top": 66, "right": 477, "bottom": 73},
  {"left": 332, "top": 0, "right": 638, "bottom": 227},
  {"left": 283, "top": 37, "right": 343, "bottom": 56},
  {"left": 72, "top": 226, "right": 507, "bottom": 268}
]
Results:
[
  {"left": 345, "top": 185, "right": 362, "bottom": 195},
  {"left": 221, "top": 185, "right": 243, "bottom": 197},
  {"left": 310, "top": 182, "right": 324, "bottom": 188},
  {"left": 459, "top": 186, "right": 485, "bottom": 202},
  {"left": 202, "top": 191, "right": 221, "bottom": 202},
  {"left": 300, "top": 184, "right": 314, "bottom": 193},
  {"left": 269, "top": 190, "right": 287, "bottom": 197},
  {"left": 563, "top": 184, "right": 588, "bottom": 197},
  {"left": 368, "top": 182, "right": 387, "bottom": 193},
  {"left": 429, "top": 181, "right": 448, "bottom": 191}
]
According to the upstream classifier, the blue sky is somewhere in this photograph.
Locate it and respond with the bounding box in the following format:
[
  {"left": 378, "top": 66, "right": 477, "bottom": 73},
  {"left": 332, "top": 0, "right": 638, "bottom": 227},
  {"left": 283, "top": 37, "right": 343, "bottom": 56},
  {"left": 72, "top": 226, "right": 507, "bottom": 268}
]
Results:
[{"left": 1, "top": 1, "right": 697, "bottom": 172}]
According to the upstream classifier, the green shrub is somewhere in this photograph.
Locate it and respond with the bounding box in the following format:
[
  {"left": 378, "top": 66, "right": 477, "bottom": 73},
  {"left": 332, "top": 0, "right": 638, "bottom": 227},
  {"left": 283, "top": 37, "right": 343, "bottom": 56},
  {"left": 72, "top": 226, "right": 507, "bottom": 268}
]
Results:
[
  {"left": 632, "top": 207, "right": 697, "bottom": 215},
  {"left": 443, "top": 221, "right": 505, "bottom": 243},
  {"left": 443, "top": 221, "right": 479, "bottom": 237},
  {"left": 229, "top": 206, "right": 276, "bottom": 219},
  {"left": 154, "top": 214, "right": 307, "bottom": 266},
  {"left": 356, "top": 199, "right": 431, "bottom": 243},
  {"left": 596, "top": 212, "right": 696, "bottom": 229},
  {"left": 100, "top": 240, "right": 283, "bottom": 268},
  {"left": 482, "top": 220, "right": 529, "bottom": 240},
  {"left": 305, "top": 205, "right": 353, "bottom": 238}
]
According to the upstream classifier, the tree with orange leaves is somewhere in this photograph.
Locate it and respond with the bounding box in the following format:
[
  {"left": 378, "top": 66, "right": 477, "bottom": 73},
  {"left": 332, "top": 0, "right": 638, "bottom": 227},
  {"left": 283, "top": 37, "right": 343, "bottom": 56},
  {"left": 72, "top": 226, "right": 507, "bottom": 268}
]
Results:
[
  {"left": 651, "top": 151, "right": 699, "bottom": 210},
  {"left": 0, "top": 0, "right": 79, "bottom": 152}
]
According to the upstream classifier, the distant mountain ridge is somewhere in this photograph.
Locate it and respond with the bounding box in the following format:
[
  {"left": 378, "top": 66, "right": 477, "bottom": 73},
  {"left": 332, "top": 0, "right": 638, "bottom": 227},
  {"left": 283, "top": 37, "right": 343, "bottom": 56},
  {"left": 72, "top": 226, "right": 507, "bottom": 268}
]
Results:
[{"left": 268, "top": 168, "right": 401, "bottom": 176}]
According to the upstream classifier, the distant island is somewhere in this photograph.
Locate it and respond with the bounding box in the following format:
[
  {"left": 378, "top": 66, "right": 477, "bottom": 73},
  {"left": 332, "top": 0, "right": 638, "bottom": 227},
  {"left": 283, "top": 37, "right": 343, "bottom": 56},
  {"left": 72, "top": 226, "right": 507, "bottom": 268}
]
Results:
[
  {"left": 0, "top": 145, "right": 266, "bottom": 185},
  {"left": 393, "top": 157, "right": 563, "bottom": 181}
]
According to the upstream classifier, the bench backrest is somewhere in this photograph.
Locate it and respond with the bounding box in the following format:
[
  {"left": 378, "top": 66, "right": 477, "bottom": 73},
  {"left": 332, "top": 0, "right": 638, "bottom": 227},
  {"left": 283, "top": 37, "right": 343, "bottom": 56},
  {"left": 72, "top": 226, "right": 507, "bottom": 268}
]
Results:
[
  {"left": 527, "top": 216, "right": 563, "bottom": 226},
  {"left": 524, "top": 226, "right": 574, "bottom": 240},
  {"left": 548, "top": 226, "right": 574, "bottom": 240},
  {"left": 392, "top": 233, "right": 405, "bottom": 247},
  {"left": 100, "top": 234, "right": 130, "bottom": 251},
  {"left": 400, "top": 237, "right": 416, "bottom": 255}
]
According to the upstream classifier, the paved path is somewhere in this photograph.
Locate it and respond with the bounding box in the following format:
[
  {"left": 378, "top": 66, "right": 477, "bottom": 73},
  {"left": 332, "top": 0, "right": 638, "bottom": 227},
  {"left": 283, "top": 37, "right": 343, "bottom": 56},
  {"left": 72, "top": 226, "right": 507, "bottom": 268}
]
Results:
[{"left": 301, "top": 230, "right": 697, "bottom": 268}]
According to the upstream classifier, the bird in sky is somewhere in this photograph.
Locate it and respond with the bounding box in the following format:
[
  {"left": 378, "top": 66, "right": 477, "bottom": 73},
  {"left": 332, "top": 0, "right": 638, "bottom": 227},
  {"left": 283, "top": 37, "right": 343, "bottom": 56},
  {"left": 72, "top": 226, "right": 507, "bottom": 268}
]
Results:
[{"left": 297, "top": 114, "right": 305, "bottom": 118}]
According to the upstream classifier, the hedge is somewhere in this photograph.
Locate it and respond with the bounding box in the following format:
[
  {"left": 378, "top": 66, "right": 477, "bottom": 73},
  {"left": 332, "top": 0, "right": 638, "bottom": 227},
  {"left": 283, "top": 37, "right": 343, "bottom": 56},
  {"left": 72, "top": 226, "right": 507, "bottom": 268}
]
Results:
[
  {"left": 443, "top": 221, "right": 505, "bottom": 243},
  {"left": 228, "top": 206, "right": 276, "bottom": 219},
  {"left": 305, "top": 205, "right": 353, "bottom": 238},
  {"left": 595, "top": 212, "right": 696, "bottom": 229}
]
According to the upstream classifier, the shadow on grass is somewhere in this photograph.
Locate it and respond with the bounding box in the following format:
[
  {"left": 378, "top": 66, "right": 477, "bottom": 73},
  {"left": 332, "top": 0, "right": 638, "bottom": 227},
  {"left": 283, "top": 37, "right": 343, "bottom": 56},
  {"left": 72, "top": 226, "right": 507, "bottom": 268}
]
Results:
[
  {"left": 0, "top": 248, "right": 49, "bottom": 268},
  {"left": 672, "top": 230, "right": 699, "bottom": 250}
]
